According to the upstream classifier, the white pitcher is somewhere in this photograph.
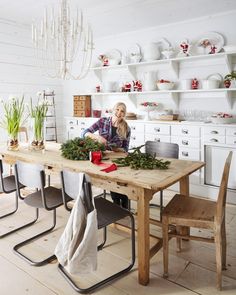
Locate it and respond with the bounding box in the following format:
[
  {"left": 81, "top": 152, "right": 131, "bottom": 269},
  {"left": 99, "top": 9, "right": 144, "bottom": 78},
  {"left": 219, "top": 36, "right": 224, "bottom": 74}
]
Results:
[
  {"left": 143, "top": 72, "right": 157, "bottom": 91},
  {"left": 142, "top": 42, "right": 161, "bottom": 61}
]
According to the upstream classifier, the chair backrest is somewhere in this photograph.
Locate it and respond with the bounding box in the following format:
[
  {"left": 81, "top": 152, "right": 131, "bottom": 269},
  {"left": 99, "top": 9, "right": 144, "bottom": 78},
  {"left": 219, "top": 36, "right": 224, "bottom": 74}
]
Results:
[
  {"left": 61, "top": 170, "right": 85, "bottom": 200},
  {"left": 14, "top": 161, "right": 45, "bottom": 189},
  {"left": 216, "top": 151, "right": 233, "bottom": 223},
  {"left": 61, "top": 170, "right": 94, "bottom": 212},
  {"left": 145, "top": 141, "right": 179, "bottom": 159}
]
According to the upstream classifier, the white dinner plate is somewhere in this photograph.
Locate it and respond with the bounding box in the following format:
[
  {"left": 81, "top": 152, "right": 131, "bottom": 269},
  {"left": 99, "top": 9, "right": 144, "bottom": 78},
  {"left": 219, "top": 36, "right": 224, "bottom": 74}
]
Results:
[
  {"left": 105, "top": 49, "right": 122, "bottom": 64},
  {"left": 194, "top": 31, "right": 225, "bottom": 55}
]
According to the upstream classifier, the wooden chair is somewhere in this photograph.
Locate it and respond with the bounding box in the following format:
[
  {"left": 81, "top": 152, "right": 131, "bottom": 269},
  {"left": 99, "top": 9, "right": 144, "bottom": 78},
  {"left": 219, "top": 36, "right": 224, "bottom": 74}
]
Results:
[
  {"left": 145, "top": 141, "right": 179, "bottom": 220},
  {"left": 162, "top": 151, "right": 233, "bottom": 290}
]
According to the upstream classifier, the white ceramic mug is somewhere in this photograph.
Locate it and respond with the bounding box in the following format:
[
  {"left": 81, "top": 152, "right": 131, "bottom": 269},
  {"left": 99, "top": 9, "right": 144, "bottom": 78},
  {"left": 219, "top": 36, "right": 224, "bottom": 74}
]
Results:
[{"left": 180, "top": 79, "right": 192, "bottom": 90}]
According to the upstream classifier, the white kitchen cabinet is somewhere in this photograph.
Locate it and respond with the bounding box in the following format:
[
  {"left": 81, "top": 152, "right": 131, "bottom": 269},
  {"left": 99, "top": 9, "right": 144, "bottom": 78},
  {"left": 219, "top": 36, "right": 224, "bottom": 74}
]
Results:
[
  {"left": 65, "top": 117, "right": 97, "bottom": 140},
  {"left": 128, "top": 121, "right": 145, "bottom": 149},
  {"left": 205, "top": 145, "right": 236, "bottom": 189},
  {"left": 145, "top": 123, "right": 171, "bottom": 143}
]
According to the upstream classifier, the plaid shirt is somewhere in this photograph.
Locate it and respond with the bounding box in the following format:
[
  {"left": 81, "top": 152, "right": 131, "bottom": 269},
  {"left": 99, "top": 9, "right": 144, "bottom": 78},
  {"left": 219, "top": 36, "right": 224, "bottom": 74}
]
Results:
[{"left": 81, "top": 117, "right": 131, "bottom": 152}]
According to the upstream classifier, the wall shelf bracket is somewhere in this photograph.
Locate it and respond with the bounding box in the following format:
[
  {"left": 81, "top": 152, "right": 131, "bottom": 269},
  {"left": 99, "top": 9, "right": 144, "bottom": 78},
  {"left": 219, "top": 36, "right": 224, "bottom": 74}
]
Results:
[
  {"left": 127, "top": 65, "right": 137, "bottom": 80},
  {"left": 93, "top": 69, "right": 103, "bottom": 81},
  {"left": 225, "top": 55, "right": 233, "bottom": 73},
  {"left": 169, "top": 60, "right": 179, "bottom": 79},
  {"left": 170, "top": 92, "right": 179, "bottom": 108}
]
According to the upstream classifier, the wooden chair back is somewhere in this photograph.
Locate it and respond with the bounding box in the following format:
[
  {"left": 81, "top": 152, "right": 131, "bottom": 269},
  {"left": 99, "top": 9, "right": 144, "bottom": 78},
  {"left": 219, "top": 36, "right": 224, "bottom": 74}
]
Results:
[{"left": 216, "top": 151, "right": 233, "bottom": 224}]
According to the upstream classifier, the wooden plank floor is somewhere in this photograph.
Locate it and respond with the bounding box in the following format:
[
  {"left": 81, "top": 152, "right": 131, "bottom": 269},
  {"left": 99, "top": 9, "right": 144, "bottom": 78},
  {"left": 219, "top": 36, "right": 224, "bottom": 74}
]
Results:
[{"left": 0, "top": 186, "right": 236, "bottom": 295}]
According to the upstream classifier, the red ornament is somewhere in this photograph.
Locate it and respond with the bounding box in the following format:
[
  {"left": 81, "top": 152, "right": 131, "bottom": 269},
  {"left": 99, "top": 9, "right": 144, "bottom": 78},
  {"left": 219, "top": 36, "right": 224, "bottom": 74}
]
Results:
[{"left": 191, "top": 78, "right": 199, "bottom": 90}]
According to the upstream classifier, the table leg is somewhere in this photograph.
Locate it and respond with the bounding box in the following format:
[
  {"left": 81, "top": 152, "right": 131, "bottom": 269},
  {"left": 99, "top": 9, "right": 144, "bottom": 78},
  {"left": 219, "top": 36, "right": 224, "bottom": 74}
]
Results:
[
  {"left": 137, "top": 189, "right": 151, "bottom": 285},
  {"left": 179, "top": 175, "right": 190, "bottom": 236}
]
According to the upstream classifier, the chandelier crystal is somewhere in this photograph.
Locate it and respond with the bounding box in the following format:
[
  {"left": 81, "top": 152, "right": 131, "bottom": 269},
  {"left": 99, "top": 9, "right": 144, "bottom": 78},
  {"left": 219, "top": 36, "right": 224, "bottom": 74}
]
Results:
[{"left": 31, "top": 0, "right": 94, "bottom": 80}]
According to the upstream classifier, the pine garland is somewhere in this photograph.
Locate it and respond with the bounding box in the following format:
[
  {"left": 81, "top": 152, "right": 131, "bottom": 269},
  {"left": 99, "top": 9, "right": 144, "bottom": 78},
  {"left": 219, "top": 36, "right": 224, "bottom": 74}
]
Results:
[
  {"left": 112, "top": 145, "right": 171, "bottom": 170},
  {"left": 60, "top": 137, "right": 106, "bottom": 160}
]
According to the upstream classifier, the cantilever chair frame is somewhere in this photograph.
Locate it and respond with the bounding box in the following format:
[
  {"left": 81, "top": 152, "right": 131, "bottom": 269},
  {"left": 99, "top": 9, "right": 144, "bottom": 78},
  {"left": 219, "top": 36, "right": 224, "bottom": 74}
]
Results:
[
  {"left": 0, "top": 159, "right": 37, "bottom": 238},
  {"left": 162, "top": 151, "right": 233, "bottom": 290},
  {"left": 58, "top": 170, "right": 135, "bottom": 294},
  {"left": 13, "top": 161, "right": 69, "bottom": 266}
]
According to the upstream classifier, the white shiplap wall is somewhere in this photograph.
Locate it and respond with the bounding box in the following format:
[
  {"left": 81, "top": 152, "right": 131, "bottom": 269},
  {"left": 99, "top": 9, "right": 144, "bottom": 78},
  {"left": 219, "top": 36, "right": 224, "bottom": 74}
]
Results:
[{"left": 0, "top": 20, "right": 63, "bottom": 142}]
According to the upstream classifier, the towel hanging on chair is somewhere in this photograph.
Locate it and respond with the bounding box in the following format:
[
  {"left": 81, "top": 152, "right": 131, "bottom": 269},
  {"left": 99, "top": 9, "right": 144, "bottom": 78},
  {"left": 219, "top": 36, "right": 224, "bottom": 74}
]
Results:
[{"left": 55, "top": 173, "right": 98, "bottom": 274}]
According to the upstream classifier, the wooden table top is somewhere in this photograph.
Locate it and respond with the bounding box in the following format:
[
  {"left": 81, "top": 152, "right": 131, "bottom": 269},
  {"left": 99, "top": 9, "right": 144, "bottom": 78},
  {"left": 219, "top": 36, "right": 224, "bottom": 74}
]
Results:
[{"left": 0, "top": 143, "right": 205, "bottom": 191}]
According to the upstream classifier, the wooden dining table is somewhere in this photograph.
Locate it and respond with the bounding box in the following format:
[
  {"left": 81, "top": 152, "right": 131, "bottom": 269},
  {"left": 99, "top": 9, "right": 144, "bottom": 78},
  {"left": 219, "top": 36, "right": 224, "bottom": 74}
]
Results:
[{"left": 0, "top": 142, "right": 205, "bottom": 286}]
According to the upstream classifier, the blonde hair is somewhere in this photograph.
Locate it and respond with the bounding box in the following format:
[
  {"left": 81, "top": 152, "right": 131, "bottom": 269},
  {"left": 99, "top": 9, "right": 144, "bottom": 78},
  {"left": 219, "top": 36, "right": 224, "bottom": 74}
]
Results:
[{"left": 113, "top": 102, "right": 129, "bottom": 139}]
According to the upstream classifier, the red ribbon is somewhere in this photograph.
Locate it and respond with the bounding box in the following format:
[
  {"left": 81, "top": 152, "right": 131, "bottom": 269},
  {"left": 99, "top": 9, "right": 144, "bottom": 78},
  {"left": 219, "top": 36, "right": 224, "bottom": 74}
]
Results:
[{"left": 90, "top": 151, "right": 117, "bottom": 173}]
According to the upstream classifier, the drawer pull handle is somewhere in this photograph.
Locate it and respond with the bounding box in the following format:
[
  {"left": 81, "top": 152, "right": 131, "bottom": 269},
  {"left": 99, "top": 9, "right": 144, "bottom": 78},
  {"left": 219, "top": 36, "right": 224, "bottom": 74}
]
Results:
[
  {"left": 131, "top": 126, "right": 136, "bottom": 130},
  {"left": 154, "top": 138, "right": 160, "bottom": 142},
  {"left": 234, "top": 132, "right": 236, "bottom": 135},
  {"left": 81, "top": 122, "right": 85, "bottom": 125},
  {"left": 182, "top": 129, "right": 188, "bottom": 134},
  {"left": 210, "top": 138, "right": 218, "bottom": 142},
  {"left": 234, "top": 141, "right": 236, "bottom": 144},
  {"left": 210, "top": 130, "right": 218, "bottom": 134},
  {"left": 154, "top": 127, "right": 160, "bottom": 132},
  {"left": 81, "top": 128, "right": 85, "bottom": 131},
  {"left": 131, "top": 136, "right": 136, "bottom": 140},
  {"left": 182, "top": 140, "right": 188, "bottom": 145},
  {"left": 182, "top": 151, "right": 189, "bottom": 157},
  {"left": 69, "top": 121, "right": 73, "bottom": 124},
  {"left": 70, "top": 127, "right": 74, "bottom": 130}
]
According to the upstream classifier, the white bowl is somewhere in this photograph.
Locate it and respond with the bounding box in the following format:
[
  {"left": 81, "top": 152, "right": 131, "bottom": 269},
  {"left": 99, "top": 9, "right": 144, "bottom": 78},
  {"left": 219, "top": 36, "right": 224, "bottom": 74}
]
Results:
[
  {"left": 157, "top": 82, "right": 174, "bottom": 90},
  {"left": 211, "top": 117, "right": 236, "bottom": 124},
  {"left": 201, "top": 79, "right": 220, "bottom": 89}
]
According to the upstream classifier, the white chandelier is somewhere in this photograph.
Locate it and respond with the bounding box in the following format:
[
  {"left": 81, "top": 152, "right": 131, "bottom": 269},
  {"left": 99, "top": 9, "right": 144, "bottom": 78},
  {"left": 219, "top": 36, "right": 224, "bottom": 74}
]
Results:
[{"left": 31, "top": 0, "right": 94, "bottom": 80}]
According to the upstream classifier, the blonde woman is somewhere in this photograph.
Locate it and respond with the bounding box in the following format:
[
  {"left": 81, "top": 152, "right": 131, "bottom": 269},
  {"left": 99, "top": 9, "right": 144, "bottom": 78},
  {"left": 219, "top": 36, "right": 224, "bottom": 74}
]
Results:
[
  {"left": 82, "top": 102, "right": 130, "bottom": 152},
  {"left": 82, "top": 102, "right": 130, "bottom": 208}
]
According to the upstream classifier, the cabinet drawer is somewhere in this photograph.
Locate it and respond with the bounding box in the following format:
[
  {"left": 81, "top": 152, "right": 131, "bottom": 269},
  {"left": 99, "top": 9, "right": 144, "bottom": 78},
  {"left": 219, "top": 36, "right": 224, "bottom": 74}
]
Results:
[
  {"left": 129, "top": 122, "right": 144, "bottom": 133},
  {"left": 67, "top": 118, "right": 78, "bottom": 126},
  {"left": 203, "top": 126, "right": 225, "bottom": 136},
  {"left": 226, "top": 128, "right": 236, "bottom": 136},
  {"left": 179, "top": 148, "right": 200, "bottom": 161},
  {"left": 145, "top": 124, "right": 170, "bottom": 135},
  {"left": 74, "top": 101, "right": 87, "bottom": 109},
  {"left": 171, "top": 125, "right": 200, "bottom": 137},
  {"left": 145, "top": 134, "right": 170, "bottom": 143},
  {"left": 130, "top": 133, "right": 145, "bottom": 142},
  {"left": 171, "top": 136, "right": 201, "bottom": 149},
  {"left": 226, "top": 136, "right": 236, "bottom": 145},
  {"left": 204, "top": 135, "right": 225, "bottom": 144}
]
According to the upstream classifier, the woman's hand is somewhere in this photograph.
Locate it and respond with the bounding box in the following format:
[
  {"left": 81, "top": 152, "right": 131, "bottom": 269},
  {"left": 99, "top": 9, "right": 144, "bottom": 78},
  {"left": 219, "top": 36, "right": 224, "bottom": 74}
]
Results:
[
  {"left": 86, "top": 133, "right": 107, "bottom": 145},
  {"left": 96, "top": 135, "right": 107, "bottom": 145}
]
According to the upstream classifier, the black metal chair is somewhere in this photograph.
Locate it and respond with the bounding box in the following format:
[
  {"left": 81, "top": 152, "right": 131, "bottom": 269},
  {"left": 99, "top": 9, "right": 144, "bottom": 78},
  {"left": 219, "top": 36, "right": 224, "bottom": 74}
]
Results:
[
  {"left": 0, "top": 159, "right": 37, "bottom": 238},
  {"left": 60, "top": 169, "right": 107, "bottom": 250},
  {"left": 58, "top": 169, "right": 136, "bottom": 294},
  {"left": 145, "top": 141, "right": 179, "bottom": 220},
  {"left": 13, "top": 161, "right": 72, "bottom": 266}
]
